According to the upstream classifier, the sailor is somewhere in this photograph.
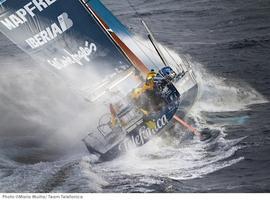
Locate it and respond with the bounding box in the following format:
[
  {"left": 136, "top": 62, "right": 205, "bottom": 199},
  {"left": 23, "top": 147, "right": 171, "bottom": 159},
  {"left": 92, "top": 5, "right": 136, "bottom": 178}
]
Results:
[
  {"left": 131, "top": 69, "right": 157, "bottom": 105},
  {"left": 137, "top": 69, "right": 158, "bottom": 93},
  {"left": 145, "top": 69, "right": 157, "bottom": 89},
  {"left": 132, "top": 69, "right": 166, "bottom": 105},
  {"left": 130, "top": 69, "right": 166, "bottom": 130}
]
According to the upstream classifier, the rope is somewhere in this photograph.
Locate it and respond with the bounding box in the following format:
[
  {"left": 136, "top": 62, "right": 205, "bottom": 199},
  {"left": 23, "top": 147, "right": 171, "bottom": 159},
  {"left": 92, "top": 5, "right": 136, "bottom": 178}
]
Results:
[
  {"left": 133, "top": 37, "right": 160, "bottom": 70},
  {"left": 163, "top": 46, "right": 184, "bottom": 73},
  {"left": 126, "top": 0, "right": 159, "bottom": 70}
]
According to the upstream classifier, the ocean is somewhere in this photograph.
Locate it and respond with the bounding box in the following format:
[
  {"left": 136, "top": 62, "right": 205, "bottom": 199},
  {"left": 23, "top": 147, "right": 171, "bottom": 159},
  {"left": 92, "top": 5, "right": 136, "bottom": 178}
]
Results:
[{"left": 0, "top": 0, "right": 269, "bottom": 193}]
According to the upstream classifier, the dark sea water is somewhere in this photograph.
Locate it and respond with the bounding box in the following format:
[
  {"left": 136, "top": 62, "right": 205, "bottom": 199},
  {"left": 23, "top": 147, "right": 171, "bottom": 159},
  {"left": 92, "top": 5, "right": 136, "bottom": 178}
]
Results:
[{"left": 0, "top": 0, "right": 270, "bottom": 193}]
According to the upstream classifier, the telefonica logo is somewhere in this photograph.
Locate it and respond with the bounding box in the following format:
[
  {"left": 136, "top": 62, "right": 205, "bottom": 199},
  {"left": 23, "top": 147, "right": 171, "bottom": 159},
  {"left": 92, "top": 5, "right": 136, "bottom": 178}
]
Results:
[{"left": 0, "top": 0, "right": 7, "bottom": 5}]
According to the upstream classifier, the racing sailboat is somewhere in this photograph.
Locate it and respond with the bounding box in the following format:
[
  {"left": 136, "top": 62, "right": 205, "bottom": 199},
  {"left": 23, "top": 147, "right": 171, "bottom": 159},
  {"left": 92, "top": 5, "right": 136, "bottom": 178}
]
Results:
[{"left": 0, "top": 0, "right": 199, "bottom": 161}]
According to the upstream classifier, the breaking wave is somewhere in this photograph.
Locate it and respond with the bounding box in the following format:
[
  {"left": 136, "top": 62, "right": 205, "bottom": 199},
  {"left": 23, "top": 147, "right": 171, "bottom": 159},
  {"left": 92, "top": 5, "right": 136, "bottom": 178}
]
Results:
[{"left": 191, "top": 61, "right": 268, "bottom": 113}]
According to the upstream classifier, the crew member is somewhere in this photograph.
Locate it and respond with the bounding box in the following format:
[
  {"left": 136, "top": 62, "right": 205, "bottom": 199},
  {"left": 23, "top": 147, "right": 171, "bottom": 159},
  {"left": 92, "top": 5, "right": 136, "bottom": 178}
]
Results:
[{"left": 130, "top": 69, "right": 166, "bottom": 129}]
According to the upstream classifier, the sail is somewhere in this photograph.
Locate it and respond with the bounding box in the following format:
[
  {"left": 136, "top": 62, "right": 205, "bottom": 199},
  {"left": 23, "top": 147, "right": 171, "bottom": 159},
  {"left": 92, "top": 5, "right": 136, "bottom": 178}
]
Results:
[
  {"left": 86, "top": 0, "right": 131, "bottom": 38},
  {"left": 0, "top": 0, "right": 134, "bottom": 89},
  {"left": 86, "top": 0, "right": 164, "bottom": 68}
]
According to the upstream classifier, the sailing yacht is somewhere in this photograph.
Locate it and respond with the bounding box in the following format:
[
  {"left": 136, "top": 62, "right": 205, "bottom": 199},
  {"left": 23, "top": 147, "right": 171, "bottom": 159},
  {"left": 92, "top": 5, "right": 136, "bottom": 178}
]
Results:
[{"left": 0, "top": 0, "right": 199, "bottom": 161}]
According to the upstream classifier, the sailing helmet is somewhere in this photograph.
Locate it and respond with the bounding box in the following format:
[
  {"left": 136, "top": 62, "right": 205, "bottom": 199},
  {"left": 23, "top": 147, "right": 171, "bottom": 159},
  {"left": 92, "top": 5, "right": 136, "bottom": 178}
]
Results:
[{"left": 146, "top": 69, "right": 157, "bottom": 81}]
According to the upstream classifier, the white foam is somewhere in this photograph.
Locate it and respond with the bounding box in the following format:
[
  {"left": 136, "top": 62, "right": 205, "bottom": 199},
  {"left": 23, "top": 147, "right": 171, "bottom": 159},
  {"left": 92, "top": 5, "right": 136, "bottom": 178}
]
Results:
[
  {"left": 190, "top": 61, "right": 268, "bottom": 114},
  {"left": 95, "top": 133, "right": 246, "bottom": 182}
]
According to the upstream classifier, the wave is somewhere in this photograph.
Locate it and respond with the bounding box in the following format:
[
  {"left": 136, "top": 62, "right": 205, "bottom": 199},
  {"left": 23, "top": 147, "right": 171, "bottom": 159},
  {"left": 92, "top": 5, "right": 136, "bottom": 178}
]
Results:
[
  {"left": 0, "top": 154, "right": 107, "bottom": 193},
  {"left": 227, "top": 36, "right": 270, "bottom": 49}
]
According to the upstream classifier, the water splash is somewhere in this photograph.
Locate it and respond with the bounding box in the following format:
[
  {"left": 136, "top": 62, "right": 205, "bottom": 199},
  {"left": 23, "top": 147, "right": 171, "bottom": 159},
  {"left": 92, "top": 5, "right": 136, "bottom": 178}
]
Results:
[
  {"left": 190, "top": 61, "right": 268, "bottom": 114},
  {"left": 95, "top": 135, "right": 246, "bottom": 183}
]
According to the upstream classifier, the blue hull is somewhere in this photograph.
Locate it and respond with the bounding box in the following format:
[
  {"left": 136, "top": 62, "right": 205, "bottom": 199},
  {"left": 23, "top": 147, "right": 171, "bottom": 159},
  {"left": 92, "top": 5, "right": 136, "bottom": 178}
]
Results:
[{"left": 97, "top": 81, "right": 198, "bottom": 161}]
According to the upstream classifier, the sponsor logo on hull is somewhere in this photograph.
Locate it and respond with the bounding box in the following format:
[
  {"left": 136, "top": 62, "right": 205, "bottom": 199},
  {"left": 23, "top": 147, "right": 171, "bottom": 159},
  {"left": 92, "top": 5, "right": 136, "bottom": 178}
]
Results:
[{"left": 118, "top": 115, "right": 168, "bottom": 152}]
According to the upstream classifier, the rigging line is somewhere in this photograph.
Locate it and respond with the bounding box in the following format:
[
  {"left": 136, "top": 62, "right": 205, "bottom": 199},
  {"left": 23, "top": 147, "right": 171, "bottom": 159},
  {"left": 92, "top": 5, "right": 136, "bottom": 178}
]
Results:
[
  {"left": 125, "top": 31, "right": 159, "bottom": 69},
  {"left": 126, "top": 0, "right": 159, "bottom": 70},
  {"left": 132, "top": 37, "right": 163, "bottom": 61},
  {"left": 163, "top": 45, "right": 185, "bottom": 72},
  {"left": 132, "top": 36, "right": 170, "bottom": 70},
  {"left": 138, "top": 45, "right": 159, "bottom": 70},
  {"left": 133, "top": 37, "right": 156, "bottom": 52},
  {"left": 132, "top": 37, "right": 159, "bottom": 70},
  {"left": 126, "top": 1, "right": 186, "bottom": 73}
]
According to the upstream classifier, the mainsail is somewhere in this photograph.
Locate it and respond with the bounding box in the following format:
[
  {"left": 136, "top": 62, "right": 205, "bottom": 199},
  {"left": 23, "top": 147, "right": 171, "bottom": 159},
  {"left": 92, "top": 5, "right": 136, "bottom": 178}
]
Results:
[
  {"left": 87, "top": 0, "right": 165, "bottom": 68},
  {"left": 0, "top": 0, "right": 148, "bottom": 97}
]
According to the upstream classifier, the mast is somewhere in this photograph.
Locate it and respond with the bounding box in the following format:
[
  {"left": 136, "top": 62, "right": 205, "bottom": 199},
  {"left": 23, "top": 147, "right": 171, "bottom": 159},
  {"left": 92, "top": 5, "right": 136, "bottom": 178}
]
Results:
[
  {"left": 141, "top": 20, "right": 169, "bottom": 67},
  {"left": 81, "top": 0, "right": 149, "bottom": 76}
]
